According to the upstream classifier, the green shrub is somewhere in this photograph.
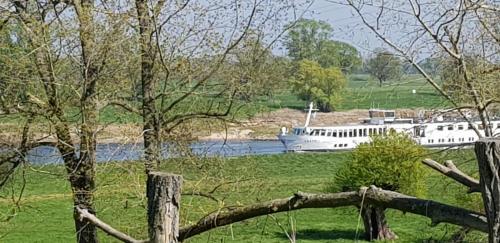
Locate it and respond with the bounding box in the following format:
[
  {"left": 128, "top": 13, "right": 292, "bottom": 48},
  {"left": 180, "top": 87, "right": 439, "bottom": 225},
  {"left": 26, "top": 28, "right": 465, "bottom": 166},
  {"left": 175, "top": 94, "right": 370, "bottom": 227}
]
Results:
[{"left": 330, "top": 131, "right": 428, "bottom": 197}]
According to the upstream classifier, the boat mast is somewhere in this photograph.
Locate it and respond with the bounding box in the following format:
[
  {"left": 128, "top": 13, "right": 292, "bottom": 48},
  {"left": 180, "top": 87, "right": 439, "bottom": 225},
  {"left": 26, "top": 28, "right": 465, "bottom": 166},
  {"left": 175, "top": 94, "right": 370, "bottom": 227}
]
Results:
[{"left": 304, "top": 102, "right": 315, "bottom": 127}]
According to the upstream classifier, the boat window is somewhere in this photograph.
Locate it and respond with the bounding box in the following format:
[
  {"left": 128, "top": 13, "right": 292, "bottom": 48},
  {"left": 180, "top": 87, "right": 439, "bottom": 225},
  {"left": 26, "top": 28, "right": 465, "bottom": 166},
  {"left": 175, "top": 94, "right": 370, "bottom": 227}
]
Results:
[
  {"left": 468, "top": 124, "right": 474, "bottom": 130},
  {"left": 437, "top": 126, "right": 443, "bottom": 131},
  {"left": 339, "top": 144, "right": 343, "bottom": 147},
  {"left": 368, "top": 128, "right": 373, "bottom": 136},
  {"left": 339, "top": 130, "right": 343, "bottom": 138},
  {"left": 327, "top": 131, "right": 332, "bottom": 136},
  {"left": 320, "top": 130, "right": 326, "bottom": 136},
  {"left": 359, "top": 129, "right": 362, "bottom": 136},
  {"left": 332, "top": 130, "right": 337, "bottom": 137},
  {"left": 383, "top": 128, "right": 387, "bottom": 134},
  {"left": 353, "top": 129, "right": 357, "bottom": 137},
  {"left": 349, "top": 129, "right": 353, "bottom": 137},
  {"left": 344, "top": 144, "right": 348, "bottom": 147},
  {"left": 448, "top": 125, "right": 453, "bottom": 130},
  {"left": 385, "top": 111, "right": 395, "bottom": 117},
  {"left": 334, "top": 144, "right": 337, "bottom": 147},
  {"left": 497, "top": 123, "right": 500, "bottom": 128},
  {"left": 344, "top": 130, "right": 348, "bottom": 137},
  {"left": 379, "top": 128, "right": 383, "bottom": 134},
  {"left": 363, "top": 129, "right": 367, "bottom": 137},
  {"left": 458, "top": 125, "right": 464, "bottom": 130},
  {"left": 313, "top": 130, "right": 319, "bottom": 136}
]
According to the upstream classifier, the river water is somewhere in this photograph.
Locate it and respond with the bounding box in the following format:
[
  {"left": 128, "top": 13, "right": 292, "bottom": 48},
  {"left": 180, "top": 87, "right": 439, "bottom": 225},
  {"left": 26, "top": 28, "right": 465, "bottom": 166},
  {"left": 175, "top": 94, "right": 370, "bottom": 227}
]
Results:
[{"left": 27, "top": 140, "right": 285, "bottom": 164}]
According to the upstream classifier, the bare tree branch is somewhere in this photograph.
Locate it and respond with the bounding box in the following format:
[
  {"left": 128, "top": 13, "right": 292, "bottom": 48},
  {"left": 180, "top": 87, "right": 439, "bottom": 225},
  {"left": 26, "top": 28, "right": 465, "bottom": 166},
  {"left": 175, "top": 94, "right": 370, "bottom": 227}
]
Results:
[
  {"left": 76, "top": 207, "right": 147, "bottom": 243},
  {"left": 423, "top": 158, "right": 480, "bottom": 193}
]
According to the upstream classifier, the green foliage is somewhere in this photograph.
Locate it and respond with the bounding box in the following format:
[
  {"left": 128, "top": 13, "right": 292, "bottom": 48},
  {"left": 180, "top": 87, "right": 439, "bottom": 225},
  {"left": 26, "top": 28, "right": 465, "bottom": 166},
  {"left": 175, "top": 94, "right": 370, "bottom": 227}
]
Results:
[
  {"left": 366, "top": 49, "right": 403, "bottom": 86},
  {"left": 291, "top": 60, "right": 346, "bottom": 112},
  {"left": 332, "top": 131, "right": 427, "bottom": 197},
  {"left": 285, "top": 18, "right": 333, "bottom": 63},
  {"left": 285, "top": 19, "right": 361, "bottom": 73}
]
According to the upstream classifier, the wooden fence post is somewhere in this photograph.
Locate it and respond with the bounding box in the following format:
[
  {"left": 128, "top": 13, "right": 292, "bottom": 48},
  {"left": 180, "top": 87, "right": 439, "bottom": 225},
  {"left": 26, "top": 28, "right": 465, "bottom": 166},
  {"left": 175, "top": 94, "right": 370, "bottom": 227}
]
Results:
[
  {"left": 147, "top": 172, "right": 183, "bottom": 243},
  {"left": 475, "top": 138, "right": 500, "bottom": 243}
]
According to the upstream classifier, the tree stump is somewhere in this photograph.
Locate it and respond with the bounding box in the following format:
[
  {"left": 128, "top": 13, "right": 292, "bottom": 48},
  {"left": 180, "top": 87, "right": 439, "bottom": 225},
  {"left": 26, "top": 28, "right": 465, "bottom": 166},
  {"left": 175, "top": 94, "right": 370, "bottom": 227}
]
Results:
[
  {"left": 147, "top": 172, "right": 183, "bottom": 243},
  {"left": 475, "top": 139, "right": 500, "bottom": 243}
]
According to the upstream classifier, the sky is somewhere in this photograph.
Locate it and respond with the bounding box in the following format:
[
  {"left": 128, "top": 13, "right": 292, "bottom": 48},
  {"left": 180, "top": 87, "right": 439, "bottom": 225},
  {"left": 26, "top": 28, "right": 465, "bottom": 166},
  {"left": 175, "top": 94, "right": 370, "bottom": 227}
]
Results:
[{"left": 284, "top": 0, "right": 387, "bottom": 57}]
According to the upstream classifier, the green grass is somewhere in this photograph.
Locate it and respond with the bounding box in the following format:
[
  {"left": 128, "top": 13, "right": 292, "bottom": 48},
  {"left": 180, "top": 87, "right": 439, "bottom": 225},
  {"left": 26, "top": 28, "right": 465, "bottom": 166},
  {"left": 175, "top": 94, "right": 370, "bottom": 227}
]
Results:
[
  {"left": 0, "top": 150, "right": 487, "bottom": 242},
  {"left": 262, "top": 74, "right": 449, "bottom": 111}
]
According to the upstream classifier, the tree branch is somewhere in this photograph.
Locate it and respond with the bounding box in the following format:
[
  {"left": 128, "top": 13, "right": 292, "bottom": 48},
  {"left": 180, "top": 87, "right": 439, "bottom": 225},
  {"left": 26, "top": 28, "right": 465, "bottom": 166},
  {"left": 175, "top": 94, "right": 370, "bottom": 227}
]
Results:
[
  {"left": 106, "top": 101, "right": 141, "bottom": 115},
  {"left": 76, "top": 207, "right": 147, "bottom": 243},
  {"left": 178, "top": 186, "right": 487, "bottom": 241},
  {"left": 423, "top": 159, "right": 480, "bottom": 193}
]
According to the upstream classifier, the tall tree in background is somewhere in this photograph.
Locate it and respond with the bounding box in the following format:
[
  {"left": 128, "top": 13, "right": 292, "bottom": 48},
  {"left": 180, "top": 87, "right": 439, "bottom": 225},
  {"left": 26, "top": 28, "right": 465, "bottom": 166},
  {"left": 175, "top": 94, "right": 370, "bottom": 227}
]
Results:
[
  {"left": 366, "top": 49, "right": 403, "bottom": 86},
  {"left": 285, "top": 18, "right": 333, "bottom": 63},
  {"left": 285, "top": 18, "right": 362, "bottom": 72}
]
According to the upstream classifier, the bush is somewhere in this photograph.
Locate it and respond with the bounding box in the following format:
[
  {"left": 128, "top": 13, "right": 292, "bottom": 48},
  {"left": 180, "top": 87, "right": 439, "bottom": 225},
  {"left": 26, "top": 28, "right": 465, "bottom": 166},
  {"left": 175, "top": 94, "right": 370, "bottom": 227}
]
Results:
[{"left": 330, "top": 131, "right": 428, "bottom": 197}]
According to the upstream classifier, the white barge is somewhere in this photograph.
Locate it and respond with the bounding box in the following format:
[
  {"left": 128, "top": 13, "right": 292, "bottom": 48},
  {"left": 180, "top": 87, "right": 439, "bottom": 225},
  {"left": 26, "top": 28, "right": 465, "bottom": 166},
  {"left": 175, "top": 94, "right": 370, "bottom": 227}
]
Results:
[{"left": 278, "top": 103, "right": 500, "bottom": 152}]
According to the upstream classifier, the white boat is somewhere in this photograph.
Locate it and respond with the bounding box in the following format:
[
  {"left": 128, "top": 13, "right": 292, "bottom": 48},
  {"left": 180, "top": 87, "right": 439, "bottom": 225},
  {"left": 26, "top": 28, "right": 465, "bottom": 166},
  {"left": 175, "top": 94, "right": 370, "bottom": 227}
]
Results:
[{"left": 278, "top": 103, "right": 500, "bottom": 152}]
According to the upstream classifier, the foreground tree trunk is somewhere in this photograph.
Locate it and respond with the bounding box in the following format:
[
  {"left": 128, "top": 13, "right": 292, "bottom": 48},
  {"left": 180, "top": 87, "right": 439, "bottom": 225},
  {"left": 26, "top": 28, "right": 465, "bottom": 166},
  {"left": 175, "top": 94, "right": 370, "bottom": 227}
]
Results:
[
  {"left": 147, "top": 172, "right": 182, "bottom": 243},
  {"left": 360, "top": 204, "right": 397, "bottom": 241},
  {"left": 475, "top": 139, "right": 500, "bottom": 243}
]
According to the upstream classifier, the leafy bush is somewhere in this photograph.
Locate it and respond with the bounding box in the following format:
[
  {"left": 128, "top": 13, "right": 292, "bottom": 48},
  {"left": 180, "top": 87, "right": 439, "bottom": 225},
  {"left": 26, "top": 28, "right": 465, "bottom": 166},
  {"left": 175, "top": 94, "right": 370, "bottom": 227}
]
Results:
[{"left": 330, "top": 131, "right": 428, "bottom": 197}]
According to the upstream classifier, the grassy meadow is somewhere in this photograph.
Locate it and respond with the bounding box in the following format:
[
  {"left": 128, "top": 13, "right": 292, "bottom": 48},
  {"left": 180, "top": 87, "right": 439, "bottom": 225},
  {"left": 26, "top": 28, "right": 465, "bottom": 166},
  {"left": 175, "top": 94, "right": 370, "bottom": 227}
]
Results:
[
  {"left": 0, "top": 150, "right": 486, "bottom": 242},
  {"left": 263, "top": 74, "right": 448, "bottom": 111}
]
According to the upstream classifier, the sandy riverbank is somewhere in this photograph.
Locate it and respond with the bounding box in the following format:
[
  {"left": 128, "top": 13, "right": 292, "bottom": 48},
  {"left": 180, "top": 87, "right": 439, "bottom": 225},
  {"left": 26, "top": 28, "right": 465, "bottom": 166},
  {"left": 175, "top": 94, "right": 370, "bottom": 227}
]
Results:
[{"left": 0, "top": 108, "right": 418, "bottom": 145}]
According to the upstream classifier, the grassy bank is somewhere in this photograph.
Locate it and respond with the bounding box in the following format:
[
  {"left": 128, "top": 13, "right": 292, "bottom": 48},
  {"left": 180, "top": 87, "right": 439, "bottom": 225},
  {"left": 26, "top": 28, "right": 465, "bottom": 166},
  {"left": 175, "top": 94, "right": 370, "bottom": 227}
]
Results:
[{"left": 0, "top": 150, "right": 485, "bottom": 242}]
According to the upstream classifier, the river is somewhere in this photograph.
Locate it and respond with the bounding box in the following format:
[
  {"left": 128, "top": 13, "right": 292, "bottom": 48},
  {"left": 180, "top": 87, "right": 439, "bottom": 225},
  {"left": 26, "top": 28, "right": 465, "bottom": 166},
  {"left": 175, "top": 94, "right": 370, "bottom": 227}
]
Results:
[{"left": 27, "top": 140, "right": 286, "bottom": 164}]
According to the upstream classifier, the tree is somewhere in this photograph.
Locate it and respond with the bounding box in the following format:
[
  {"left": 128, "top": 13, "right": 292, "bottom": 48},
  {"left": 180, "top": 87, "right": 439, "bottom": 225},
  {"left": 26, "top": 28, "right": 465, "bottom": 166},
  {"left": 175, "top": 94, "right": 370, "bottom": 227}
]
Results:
[
  {"left": 332, "top": 131, "right": 427, "bottom": 240},
  {"left": 132, "top": 0, "right": 305, "bottom": 171},
  {"left": 285, "top": 18, "right": 333, "bottom": 63},
  {"left": 329, "top": 41, "right": 362, "bottom": 73},
  {"left": 1, "top": 0, "right": 137, "bottom": 242},
  {"left": 285, "top": 18, "right": 362, "bottom": 72},
  {"left": 366, "top": 49, "right": 403, "bottom": 86},
  {"left": 291, "top": 60, "right": 346, "bottom": 112}
]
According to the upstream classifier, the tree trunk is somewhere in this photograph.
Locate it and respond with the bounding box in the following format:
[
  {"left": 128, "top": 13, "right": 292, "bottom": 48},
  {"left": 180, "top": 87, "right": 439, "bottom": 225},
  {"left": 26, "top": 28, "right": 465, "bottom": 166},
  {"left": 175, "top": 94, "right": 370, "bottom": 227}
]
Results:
[
  {"left": 73, "top": 1, "right": 100, "bottom": 242},
  {"left": 147, "top": 172, "right": 182, "bottom": 243},
  {"left": 360, "top": 204, "right": 397, "bottom": 241},
  {"left": 136, "top": 0, "right": 161, "bottom": 173},
  {"left": 475, "top": 139, "right": 500, "bottom": 243}
]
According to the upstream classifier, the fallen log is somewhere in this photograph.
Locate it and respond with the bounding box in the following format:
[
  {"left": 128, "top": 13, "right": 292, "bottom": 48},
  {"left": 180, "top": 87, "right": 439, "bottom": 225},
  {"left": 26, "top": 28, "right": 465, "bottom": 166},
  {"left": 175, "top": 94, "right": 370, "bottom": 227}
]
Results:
[{"left": 179, "top": 186, "right": 487, "bottom": 241}]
